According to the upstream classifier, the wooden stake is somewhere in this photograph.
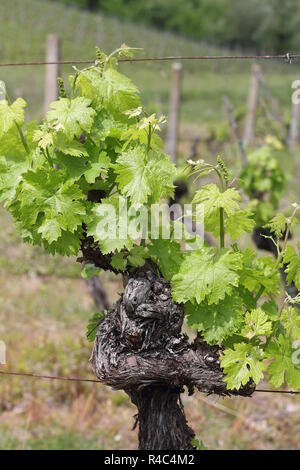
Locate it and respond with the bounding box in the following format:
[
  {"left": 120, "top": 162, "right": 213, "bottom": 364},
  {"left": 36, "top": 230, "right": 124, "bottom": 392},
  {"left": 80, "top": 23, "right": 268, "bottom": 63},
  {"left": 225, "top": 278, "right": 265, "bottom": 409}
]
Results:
[
  {"left": 223, "top": 95, "right": 248, "bottom": 166},
  {"left": 166, "top": 62, "right": 183, "bottom": 163},
  {"left": 258, "top": 71, "right": 286, "bottom": 139},
  {"left": 244, "top": 63, "right": 260, "bottom": 146},
  {"left": 45, "top": 35, "right": 60, "bottom": 113},
  {"left": 288, "top": 78, "right": 300, "bottom": 150}
]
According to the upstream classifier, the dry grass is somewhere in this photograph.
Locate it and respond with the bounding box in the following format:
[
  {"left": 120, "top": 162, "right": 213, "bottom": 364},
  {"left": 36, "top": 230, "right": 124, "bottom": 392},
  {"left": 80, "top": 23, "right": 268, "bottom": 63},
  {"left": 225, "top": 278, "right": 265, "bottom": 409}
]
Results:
[{"left": 1, "top": 203, "right": 300, "bottom": 450}]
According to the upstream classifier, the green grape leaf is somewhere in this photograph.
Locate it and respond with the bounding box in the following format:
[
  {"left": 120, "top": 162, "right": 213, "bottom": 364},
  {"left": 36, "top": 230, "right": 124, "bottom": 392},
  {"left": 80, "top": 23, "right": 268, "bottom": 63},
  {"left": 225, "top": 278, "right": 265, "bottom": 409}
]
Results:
[
  {"left": 45, "top": 229, "right": 82, "bottom": 256},
  {"left": 261, "top": 299, "right": 279, "bottom": 321},
  {"left": 242, "top": 308, "right": 273, "bottom": 339},
  {"left": 54, "top": 132, "right": 89, "bottom": 157},
  {"left": 114, "top": 147, "right": 149, "bottom": 206},
  {"left": 81, "top": 263, "right": 102, "bottom": 280},
  {"left": 226, "top": 210, "right": 255, "bottom": 239},
  {"left": 98, "top": 68, "right": 140, "bottom": 116},
  {"left": 186, "top": 293, "right": 244, "bottom": 344},
  {"left": 148, "top": 239, "right": 183, "bottom": 279},
  {"left": 16, "top": 168, "right": 87, "bottom": 239},
  {"left": 33, "top": 130, "right": 54, "bottom": 150},
  {"left": 110, "top": 252, "right": 127, "bottom": 271},
  {"left": 172, "top": 247, "right": 242, "bottom": 305},
  {"left": 193, "top": 184, "right": 241, "bottom": 216},
  {"left": 221, "top": 343, "right": 266, "bottom": 389},
  {"left": 114, "top": 148, "right": 175, "bottom": 207},
  {"left": 55, "top": 149, "right": 109, "bottom": 184},
  {"left": 266, "top": 335, "right": 300, "bottom": 389},
  {"left": 37, "top": 218, "right": 62, "bottom": 244},
  {"left": 83, "top": 151, "right": 110, "bottom": 184},
  {"left": 86, "top": 311, "right": 105, "bottom": 342},
  {"left": 283, "top": 243, "right": 300, "bottom": 290},
  {"left": 264, "top": 213, "right": 287, "bottom": 239},
  {"left": 77, "top": 67, "right": 140, "bottom": 118},
  {"left": 47, "top": 97, "right": 96, "bottom": 139},
  {"left": 0, "top": 156, "right": 28, "bottom": 206},
  {"left": 240, "top": 248, "right": 280, "bottom": 295},
  {"left": 87, "top": 195, "right": 134, "bottom": 254},
  {"left": 0, "top": 98, "right": 27, "bottom": 137},
  {"left": 281, "top": 307, "right": 300, "bottom": 339},
  {"left": 127, "top": 245, "right": 149, "bottom": 267}
]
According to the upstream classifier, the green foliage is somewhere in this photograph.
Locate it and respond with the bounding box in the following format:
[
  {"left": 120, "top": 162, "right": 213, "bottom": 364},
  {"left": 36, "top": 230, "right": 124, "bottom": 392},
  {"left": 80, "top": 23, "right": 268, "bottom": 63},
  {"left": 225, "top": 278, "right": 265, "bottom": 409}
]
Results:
[
  {"left": 283, "top": 243, "right": 300, "bottom": 290},
  {"left": 86, "top": 311, "right": 105, "bottom": 342},
  {"left": 239, "top": 143, "right": 286, "bottom": 226},
  {"left": 114, "top": 147, "right": 175, "bottom": 207},
  {"left": 191, "top": 438, "right": 208, "bottom": 450},
  {"left": 1, "top": 45, "right": 300, "bottom": 394},
  {"left": 0, "top": 46, "right": 175, "bottom": 261},
  {"left": 81, "top": 263, "right": 101, "bottom": 279},
  {"left": 221, "top": 343, "right": 266, "bottom": 389},
  {"left": 181, "top": 159, "right": 300, "bottom": 390},
  {"left": 47, "top": 97, "right": 96, "bottom": 139},
  {"left": 172, "top": 247, "right": 242, "bottom": 305},
  {"left": 186, "top": 293, "right": 244, "bottom": 345},
  {"left": 192, "top": 182, "right": 254, "bottom": 239},
  {"left": 266, "top": 335, "right": 300, "bottom": 388}
]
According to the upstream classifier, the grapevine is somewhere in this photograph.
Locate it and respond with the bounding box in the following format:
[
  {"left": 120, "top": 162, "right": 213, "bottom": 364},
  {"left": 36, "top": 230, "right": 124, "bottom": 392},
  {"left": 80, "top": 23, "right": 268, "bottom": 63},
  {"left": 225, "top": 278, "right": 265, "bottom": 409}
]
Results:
[{"left": 1, "top": 45, "right": 300, "bottom": 449}]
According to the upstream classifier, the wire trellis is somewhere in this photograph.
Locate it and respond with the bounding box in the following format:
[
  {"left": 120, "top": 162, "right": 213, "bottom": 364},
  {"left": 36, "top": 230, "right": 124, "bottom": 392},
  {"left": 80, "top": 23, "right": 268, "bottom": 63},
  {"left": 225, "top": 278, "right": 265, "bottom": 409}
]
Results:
[
  {"left": 0, "top": 370, "right": 299, "bottom": 395},
  {"left": 0, "top": 52, "right": 300, "bottom": 67}
]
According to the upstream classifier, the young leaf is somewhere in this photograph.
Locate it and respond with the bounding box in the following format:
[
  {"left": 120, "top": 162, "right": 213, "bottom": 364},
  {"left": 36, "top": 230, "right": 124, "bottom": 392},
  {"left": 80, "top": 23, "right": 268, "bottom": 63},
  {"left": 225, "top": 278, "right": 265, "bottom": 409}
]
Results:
[
  {"left": 242, "top": 308, "right": 272, "bottom": 339},
  {"left": 226, "top": 210, "right": 255, "bottom": 239},
  {"left": 240, "top": 249, "right": 280, "bottom": 295},
  {"left": 87, "top": 195, "right": 134, "bottom": 254},
  {"left": 192, "top": 184, "right": 241, "bottom": 216},
  {"left": 114, "top": 148, "right": 175, "bottom": 207},
  {"left": 127, "top": 245, "right": 149, "bottom": 267},
  {"left": 86, "top": 311, "right": 105, "bottom": 342},
  {"left": 221, "top": 343, "right": 266, "bottom": 389},
  {"left": 186, "top": 294, "right": 244, "bottom": 344},
  {"left": 264, "top": 213, "right": 287, "bottom": 239},
  {"left": 110, "top": 252, "right": 127, "bottom": 271},
  {"left": 16, "top": 168, "right": 87, "bottom": 241},
  {"left": 266, "top": 335, "right": 300, "bottom": 389},
  {"left": 0, "top": 98, "right": 27, "bottom": 137},
  {"left": 172, "top": 247, "right": 242, "bottom": 305},
  {"left": 47, "top": 97, "right": 96, "bottom": 139},
  {"left": 283, "top": 243, "right": 300, "bottom": 290},
  {"left": 281, "top": 307, "right": 300, "bottom": 339},
  {"left": 148, "top": 239, "right": 183, "bottom": 279},
  {"left": 81, "top": 263, "right": 102, "bottom": 280},
  {"left": 0, "top": 156, "right": 28, "bottom": 206}
]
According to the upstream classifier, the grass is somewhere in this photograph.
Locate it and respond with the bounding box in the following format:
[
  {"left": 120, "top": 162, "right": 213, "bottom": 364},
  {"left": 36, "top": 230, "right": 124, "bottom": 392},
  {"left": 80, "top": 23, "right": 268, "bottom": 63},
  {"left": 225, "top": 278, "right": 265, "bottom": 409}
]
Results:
[
  {"left": 1, "top": 0, "right": 300, "bottom": 451},
  {"left": 0, "top": 0, "right": 298, "bottom": 131},
  {"left": 1, "top": 203, "right": 300, "bottom": 450}
]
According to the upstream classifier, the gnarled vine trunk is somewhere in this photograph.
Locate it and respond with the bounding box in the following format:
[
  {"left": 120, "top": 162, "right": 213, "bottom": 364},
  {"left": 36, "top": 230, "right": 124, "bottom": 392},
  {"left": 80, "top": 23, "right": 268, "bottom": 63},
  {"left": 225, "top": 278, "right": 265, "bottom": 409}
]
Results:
[
  {"left": 84, "top": 251, "right": 254, "bottom": 450},
  {"left": 128, "top": 386, "right": 195, "bottom": 450}
]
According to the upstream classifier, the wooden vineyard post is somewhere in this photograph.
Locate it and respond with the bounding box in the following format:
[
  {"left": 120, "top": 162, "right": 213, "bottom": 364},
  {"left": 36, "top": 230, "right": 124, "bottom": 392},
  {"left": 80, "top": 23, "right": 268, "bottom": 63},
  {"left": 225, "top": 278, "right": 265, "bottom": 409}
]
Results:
[
  {"left": 44, "top": 34, "right": 60, "bottom": 113},
  {"left": 244, "top": 63, "right": 260, "bottom": 147},
  {"left": 258, "top": 71, "right": 286, "bottom": 140},
  {"left": 166, "top": 62, "right": 183, "bottom": 164},
  {"left": 44, "top": 35, "right": 109, "bottom": 311},
  {"left": 288, "top": 77, "right": 300, "bottom": 150},
  {"left": 223, "top": 95, "right": 248, "bottom": 166}
]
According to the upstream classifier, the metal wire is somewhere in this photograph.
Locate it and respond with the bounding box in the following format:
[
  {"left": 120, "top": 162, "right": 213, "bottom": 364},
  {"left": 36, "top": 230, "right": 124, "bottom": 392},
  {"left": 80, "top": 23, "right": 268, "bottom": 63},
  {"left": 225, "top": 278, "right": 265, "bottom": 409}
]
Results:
[
  {"left": 0, "top": 49, "right": 299, "bottom": 396},
  {"left": 0, "top": 370, "right": 100, "bottom": 383},
  {"left": 0, "top": 53, "right": 300, "bottom": 67},
  {"left": 0, "top": 370, "right": 300, "bottom": 394}
]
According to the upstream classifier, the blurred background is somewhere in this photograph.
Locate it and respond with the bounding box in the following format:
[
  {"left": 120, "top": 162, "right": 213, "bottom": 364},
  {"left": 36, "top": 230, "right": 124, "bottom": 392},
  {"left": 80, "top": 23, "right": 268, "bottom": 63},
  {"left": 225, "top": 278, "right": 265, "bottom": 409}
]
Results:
[{"left": 0, "top": 0, "right": 300, "bottom": 450}]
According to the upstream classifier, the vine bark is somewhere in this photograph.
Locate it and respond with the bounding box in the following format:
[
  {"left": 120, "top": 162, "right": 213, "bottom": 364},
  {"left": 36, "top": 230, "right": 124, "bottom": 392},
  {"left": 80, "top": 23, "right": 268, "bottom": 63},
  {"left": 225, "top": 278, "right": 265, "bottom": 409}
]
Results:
[{"left": 80, "top": 241, "right": 254, "bottom": 450}]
